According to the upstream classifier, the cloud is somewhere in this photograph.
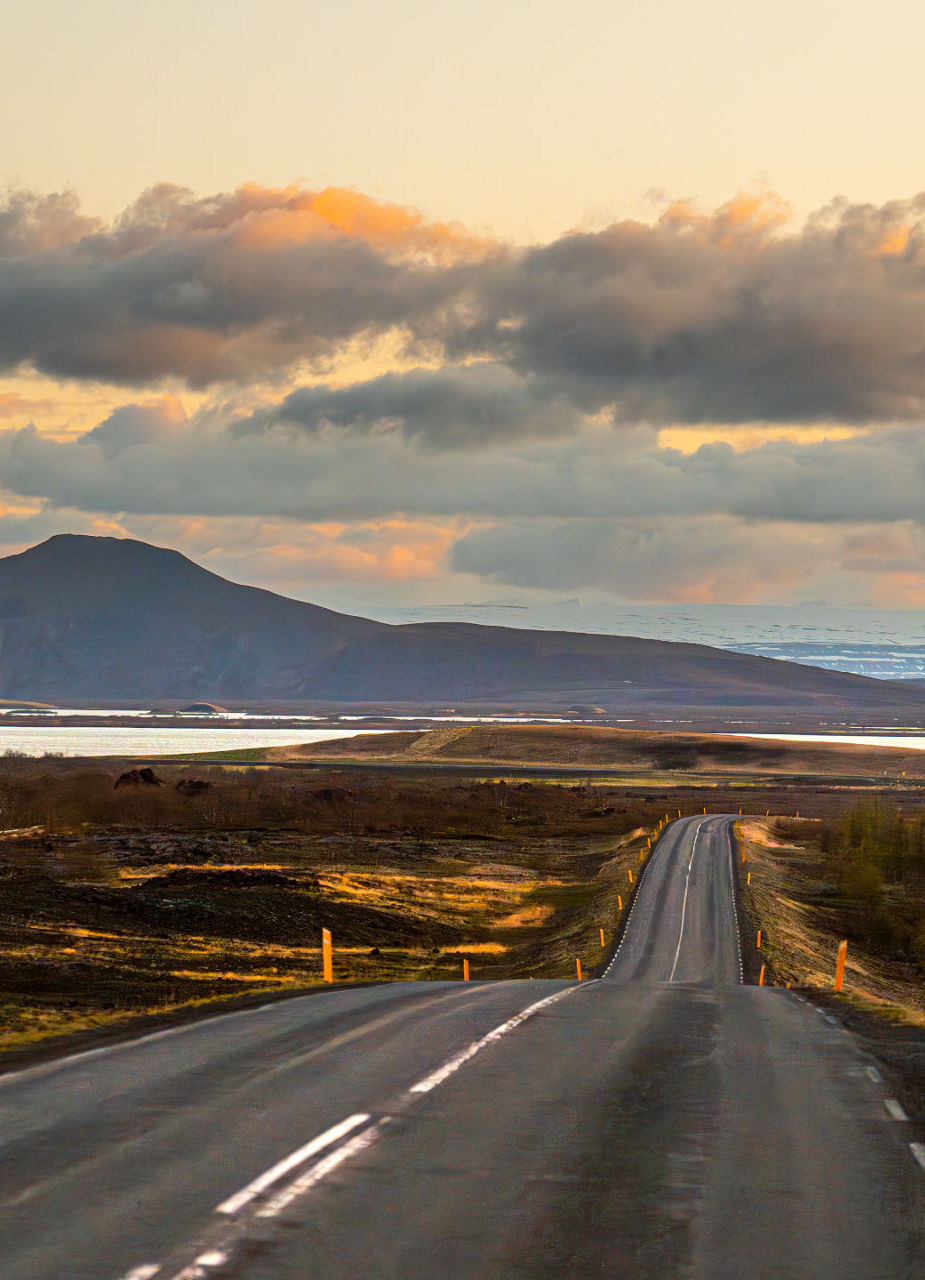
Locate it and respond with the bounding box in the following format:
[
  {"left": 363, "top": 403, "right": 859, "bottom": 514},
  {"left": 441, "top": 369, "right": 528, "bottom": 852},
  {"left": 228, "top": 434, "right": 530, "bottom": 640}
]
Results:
[
  {"left": 4, "top": 182, "right": 925, "bottom": 427},
  {"left": 448, "top": 515, "right": 925, "bottom": 605},
  {"left": 5, "top": 396, "right": 925, "bottom": 529},
  {"left": 448, "top": 190, "right": 925, "bottom": 424},
  {"left": 0, "top": 183, "right": 479, "bottom": 386},
  {"left": 242, "top": 364, "right": 581, "bottom": 448}
]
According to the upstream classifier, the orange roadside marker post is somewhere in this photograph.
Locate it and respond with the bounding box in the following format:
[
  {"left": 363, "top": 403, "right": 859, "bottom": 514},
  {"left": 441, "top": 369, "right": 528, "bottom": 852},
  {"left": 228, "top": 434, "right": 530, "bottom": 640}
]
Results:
[
  {"left": 756, "top": 930, "right": 762, "bottom": 949},
  {"left": 617, "top": 894, "right": 623, "bottom": 911},
  {"left": 678, "top": 809, "right": 682, "bottom": 818},
  {"left": 322, "top": 927, "right": 333, "bottom": 983},
  {"left": 834, "top": 940, "right": 848, "bottom": 992},
  {"left": 463, "top": 957, "right": 470, "bottom": 981},
  {"left": 600, "top": 928, "right": 605, "bottom": 947},
  {"left": 758, "top": 964, "right": 766, "bottom": 987},
  {"left": 576, "top": 958, "right": 583, "bottom": 981},
  {"left": 628, "top": 868, "right": 634, "bottom": 885},
  {"left": 747, "top": 871, "right": 751, "bottom": 885}
]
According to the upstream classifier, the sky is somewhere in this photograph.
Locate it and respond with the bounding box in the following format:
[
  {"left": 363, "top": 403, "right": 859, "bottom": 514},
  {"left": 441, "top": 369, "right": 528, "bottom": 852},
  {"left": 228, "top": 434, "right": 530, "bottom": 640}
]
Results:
[{"left": 2, "top": 1, "right": 925, "bottom": 616}]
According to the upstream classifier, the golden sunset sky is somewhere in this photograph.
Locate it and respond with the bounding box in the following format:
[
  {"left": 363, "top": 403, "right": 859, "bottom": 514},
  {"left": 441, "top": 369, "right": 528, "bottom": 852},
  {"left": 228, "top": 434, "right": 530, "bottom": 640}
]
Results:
[{"left": 2, "top": 0, "right": 925, "bottom": 612}]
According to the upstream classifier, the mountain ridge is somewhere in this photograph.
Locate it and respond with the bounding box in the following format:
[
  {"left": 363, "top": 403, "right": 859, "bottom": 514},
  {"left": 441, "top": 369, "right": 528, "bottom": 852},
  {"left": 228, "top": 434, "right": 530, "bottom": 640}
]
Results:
[{"left": 2, "top": 534, "right": 925, "bottom": 718}]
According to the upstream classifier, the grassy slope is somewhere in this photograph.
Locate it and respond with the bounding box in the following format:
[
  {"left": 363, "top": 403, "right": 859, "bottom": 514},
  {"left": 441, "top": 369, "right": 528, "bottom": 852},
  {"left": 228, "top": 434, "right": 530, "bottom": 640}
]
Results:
[
  {"left": 736, "top": 817, "right": 925, "bottom": 1021},
  {"left": 264, "top": 724, "right": 925, "bottom": 779}
]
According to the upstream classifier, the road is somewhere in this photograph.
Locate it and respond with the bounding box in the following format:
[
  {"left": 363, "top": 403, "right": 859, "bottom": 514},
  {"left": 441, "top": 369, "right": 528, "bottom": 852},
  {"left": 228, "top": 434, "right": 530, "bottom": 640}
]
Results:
[{"left": 1, "top": 816, "right": 922, "bottom": 1278}]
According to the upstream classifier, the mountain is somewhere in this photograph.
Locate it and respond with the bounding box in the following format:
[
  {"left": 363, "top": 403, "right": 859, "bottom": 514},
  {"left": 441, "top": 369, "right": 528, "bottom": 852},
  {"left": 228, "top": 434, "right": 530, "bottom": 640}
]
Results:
[{"left": 3, "top": 534, "right": 925, "bottom": 719}]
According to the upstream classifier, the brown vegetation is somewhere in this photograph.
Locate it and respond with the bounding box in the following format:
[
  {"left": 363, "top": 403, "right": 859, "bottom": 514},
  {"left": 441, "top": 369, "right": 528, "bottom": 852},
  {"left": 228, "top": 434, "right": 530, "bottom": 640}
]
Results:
[
  {"left": 275, "top": 723, "right": 925, "bottom": 781},
  {"left": 0, "top": 757, "right": 662, "bottom": 1055}
]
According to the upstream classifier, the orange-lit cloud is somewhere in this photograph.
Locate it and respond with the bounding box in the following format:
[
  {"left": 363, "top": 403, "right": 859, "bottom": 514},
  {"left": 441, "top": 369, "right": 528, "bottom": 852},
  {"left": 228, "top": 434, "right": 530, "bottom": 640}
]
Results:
[{"left": 660, "top": 189, "right": 792, "bottom": 245}]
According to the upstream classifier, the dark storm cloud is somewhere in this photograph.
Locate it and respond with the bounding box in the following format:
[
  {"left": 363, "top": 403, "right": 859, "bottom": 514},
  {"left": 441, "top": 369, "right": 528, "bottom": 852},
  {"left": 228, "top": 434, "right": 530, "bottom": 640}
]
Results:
[
  {"left": 241, "top": 364, "right": 581, "bottom": 448},
  {"left": 4, "top": 184, "right": 925, "bottom": 424},
  {"left": 449, "top": 192, "right": 925, "bottom": 424}
]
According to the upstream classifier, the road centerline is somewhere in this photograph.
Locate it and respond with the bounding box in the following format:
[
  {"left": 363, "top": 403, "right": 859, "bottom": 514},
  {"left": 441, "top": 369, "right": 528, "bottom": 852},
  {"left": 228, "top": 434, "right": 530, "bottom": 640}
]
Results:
[{"left": 668, "top": 820, "right": 705, "bottom": 983}]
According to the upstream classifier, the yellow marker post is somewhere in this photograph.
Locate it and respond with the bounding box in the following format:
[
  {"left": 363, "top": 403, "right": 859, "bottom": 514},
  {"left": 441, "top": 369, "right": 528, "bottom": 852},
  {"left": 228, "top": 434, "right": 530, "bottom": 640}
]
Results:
[
  {"left": 834, "top": 939, "right": 848, "bottom": 992},
  {"left": 747, "top": 871, "right": 751, "bottom": 886},
  {"left": 322, "top": 927, "right": 333, "bottom": 983},
  {"left": 703, "top": 806, "right": 706, "bottom": 814},
  {"left": 678, "top": 809, "right": 682, "bottom": 818},
  {"left": 765, "top": 809, "right": 770, "bottom": 817},
  {"left": 742, "top": 850, "right": 747, "bottom": 864},
  {"left": 463, "top": 957, "right": 470, "bottom": 981},
  {"left": 639, "top": 851, "right": 645, "bottom": 862},
  {"left": 576, "top": 958, "right": 583, "bottom": 981},
  {"left": 758, "top": 964, "right": 766, "bottom": 987},
  {"left": 600, "top": 927, "right": 605, "bottom": 947},
  {"left": 628, "top": 868, "right": 634, "bottom": 885},
  {"left": 617, "top": 894, "right": 623, "bottom": 911},
  {"left": 756, "top": 929, "right": 762, "bottom": 949},
  {"left": 647, "top": 838, "right": 651, "bottom": 849},
  {"left": 738, "top": 807, "right": 742, "bottom": 815}
]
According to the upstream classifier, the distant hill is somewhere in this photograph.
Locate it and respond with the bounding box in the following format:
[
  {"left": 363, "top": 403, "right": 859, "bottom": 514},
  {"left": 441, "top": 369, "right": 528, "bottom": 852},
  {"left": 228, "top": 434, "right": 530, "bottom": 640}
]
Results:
[
  {"left": 3, "top": 534, "right": 925, "bottom": 719},
  {"left": 270, "top": 724, "right": 925, "bottom": 778}
]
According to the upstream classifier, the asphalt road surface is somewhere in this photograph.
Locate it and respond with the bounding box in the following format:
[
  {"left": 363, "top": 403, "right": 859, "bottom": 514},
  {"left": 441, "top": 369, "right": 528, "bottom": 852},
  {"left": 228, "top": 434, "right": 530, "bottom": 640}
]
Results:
[{"left": 1, "top": 816, "right": 923, "bottom": 1279}]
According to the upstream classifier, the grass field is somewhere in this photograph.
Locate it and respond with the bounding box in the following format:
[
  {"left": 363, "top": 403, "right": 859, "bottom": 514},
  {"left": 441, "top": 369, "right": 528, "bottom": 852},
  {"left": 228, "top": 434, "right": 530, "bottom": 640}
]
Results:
[{"left": 3, "top": 723, "right": 925, "bottom": 1059}]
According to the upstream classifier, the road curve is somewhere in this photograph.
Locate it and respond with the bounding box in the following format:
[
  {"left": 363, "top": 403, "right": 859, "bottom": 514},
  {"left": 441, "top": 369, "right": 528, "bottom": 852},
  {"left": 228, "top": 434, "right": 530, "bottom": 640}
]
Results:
[{"left": 0, "top": 817, "right": 922, "bottom": 1278}]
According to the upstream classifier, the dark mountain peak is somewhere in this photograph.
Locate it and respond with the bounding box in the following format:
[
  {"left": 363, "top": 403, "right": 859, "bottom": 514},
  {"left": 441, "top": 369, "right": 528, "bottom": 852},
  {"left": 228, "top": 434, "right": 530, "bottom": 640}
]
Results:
[
  {"left": 13, "top": 533, "right": 208, "bottom": 575},
  {"left": 2, "top": 534, "right": 925, "bottom": 716}
]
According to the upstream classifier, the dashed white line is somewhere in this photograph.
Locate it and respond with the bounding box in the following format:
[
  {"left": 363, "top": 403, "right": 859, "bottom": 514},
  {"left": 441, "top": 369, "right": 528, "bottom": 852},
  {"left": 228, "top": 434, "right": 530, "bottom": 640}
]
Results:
[
  {"left": 215, "top": 1112, "right": 371, "bottom": 1214},
  {"left": 910, "top": 1142, "right": 925, "bottom": 1171},
  {"left": 167, "top": 1250, "right": 231, "bottom": 1279},
  {"left": 884, "top": 1098, "right": 909, "bottom": 1122},
  {"left": 865, "top": 1066, "right": 883, "bottom": 1084},
  {"left": 120, "top": 1267, "right": 160, "bottom": 1280},
  {"left": 257, "top": 1119, "right": 389, "bottom": 1218},
  {"left": 409, "top": 986, "right": 578, "bottom": 1094},
  {"left": 668, "top": 822, "right": 704, "bottom": 983}
]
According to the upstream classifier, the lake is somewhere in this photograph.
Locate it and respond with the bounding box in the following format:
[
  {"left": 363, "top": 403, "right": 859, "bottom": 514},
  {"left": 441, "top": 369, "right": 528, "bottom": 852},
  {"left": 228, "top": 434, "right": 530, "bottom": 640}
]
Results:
[{"left": 0, "top": 726, "right": 393, "bottom": 758}]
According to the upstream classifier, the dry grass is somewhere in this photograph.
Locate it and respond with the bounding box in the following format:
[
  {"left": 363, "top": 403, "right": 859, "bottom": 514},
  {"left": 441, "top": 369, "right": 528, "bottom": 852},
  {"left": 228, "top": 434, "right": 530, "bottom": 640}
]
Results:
[
  {"left": 0, "top": 767, "right": 666, "bottom": 1055},
  {"left": 736, "top": 817, "right": 925, "bottom": 1024}
]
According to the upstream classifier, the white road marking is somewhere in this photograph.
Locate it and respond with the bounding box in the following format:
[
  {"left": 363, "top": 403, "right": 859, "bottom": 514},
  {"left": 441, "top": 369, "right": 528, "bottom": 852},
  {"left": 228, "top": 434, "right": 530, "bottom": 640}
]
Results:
[
  {"left": 604, "top": 821, "right": 673, "bottom": 977},
  {"left": 865, "top": 1066, "right": 883, "bottom": 1084},
  {"left": 167, "top": 1250, "right": 231, "bottom": 1279},
  {"left": 884, "top": 1099, "right": 909, "bottom": 1122},
  {"left": 668, "top": 821, "right": 705, "bottom": 983},
  {"left": 215, "top": 1113, "right": 371, "bottom": 1214},
  {"left": 910, "top": 1142, "right": 925, "bottom": 1171},
  {"left": 257, "top": 1119, "right": 389, "bottom": 1218},
  {"left": 120, "top": 1267, "right": 160, "bottom": 1280},
  {"left": 408, "top": 987, "right": 578, "bottom": 1094}
]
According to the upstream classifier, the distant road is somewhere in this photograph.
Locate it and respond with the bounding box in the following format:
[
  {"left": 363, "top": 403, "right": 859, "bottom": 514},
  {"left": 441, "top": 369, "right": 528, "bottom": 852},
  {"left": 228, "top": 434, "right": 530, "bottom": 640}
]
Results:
[{"left": 1, "top": 818, "right": 922, "bottom": 1278}]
